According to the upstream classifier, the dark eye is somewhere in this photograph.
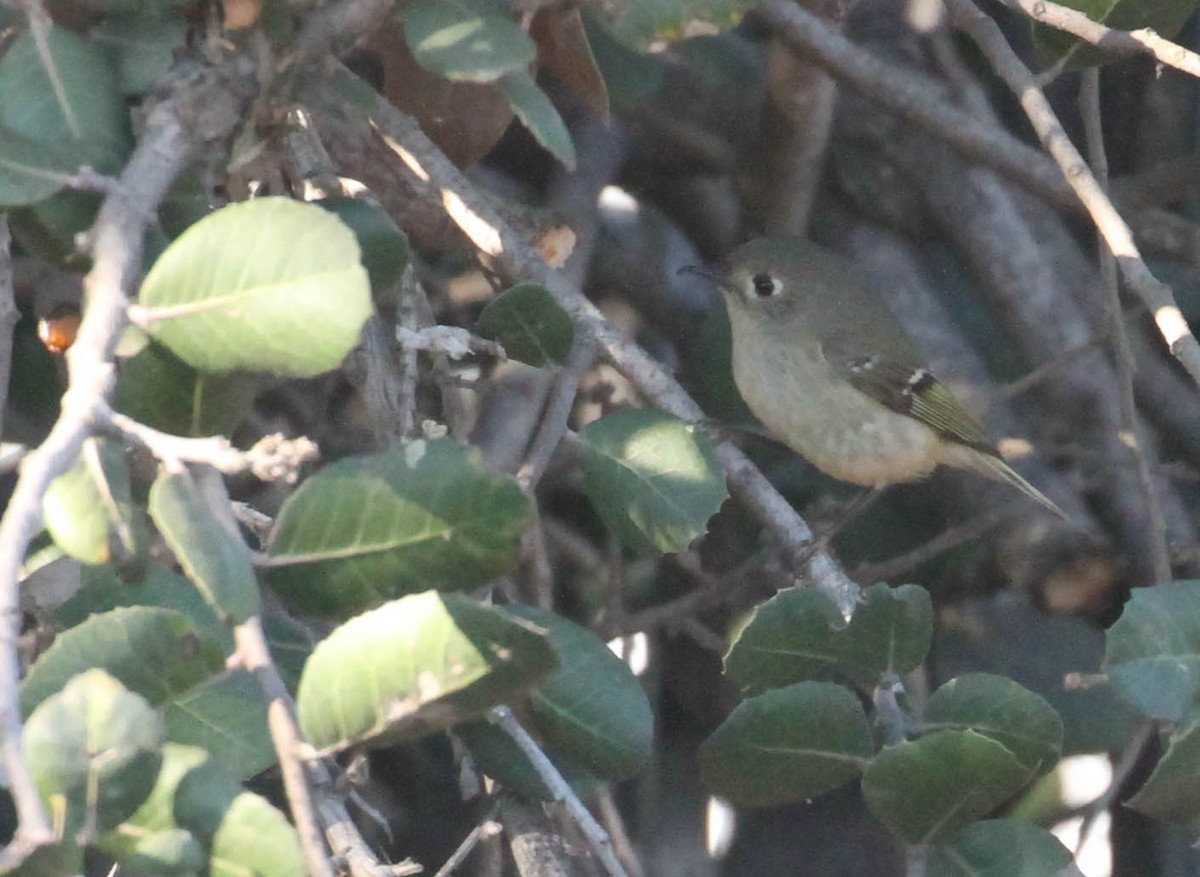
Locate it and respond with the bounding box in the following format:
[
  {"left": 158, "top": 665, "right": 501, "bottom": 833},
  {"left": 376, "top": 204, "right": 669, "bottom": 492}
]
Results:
[{"left": 751, "top": 273, "right": 777, "bottom": 298}]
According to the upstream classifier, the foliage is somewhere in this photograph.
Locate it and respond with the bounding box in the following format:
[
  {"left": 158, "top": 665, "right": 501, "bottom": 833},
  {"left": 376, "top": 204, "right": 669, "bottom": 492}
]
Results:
[{"left": 5, "top": 0, "right": 1200, "bottom": 875}]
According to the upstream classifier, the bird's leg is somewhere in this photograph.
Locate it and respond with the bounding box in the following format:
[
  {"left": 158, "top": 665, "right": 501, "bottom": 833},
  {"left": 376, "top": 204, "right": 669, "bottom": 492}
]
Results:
[{"left": 797, "top": 486, "right": 887, "bottom": 564}]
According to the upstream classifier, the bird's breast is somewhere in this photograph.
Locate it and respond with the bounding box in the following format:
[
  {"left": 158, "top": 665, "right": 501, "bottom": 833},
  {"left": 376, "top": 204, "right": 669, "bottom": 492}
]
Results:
[{"left": 728, "top": 328, "right": 943, "bottom": 487}]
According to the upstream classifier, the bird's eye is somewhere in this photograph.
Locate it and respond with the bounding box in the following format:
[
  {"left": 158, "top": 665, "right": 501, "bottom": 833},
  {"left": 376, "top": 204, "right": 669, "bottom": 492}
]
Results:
[{"left": 750, "top": 273, "right": 778, "bottom": 298}]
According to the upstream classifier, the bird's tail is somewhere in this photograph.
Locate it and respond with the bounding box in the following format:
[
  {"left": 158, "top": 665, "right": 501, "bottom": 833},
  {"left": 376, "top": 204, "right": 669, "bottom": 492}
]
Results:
[{"left": 978, "top": 454, "right": 1069, "bottom": 521}]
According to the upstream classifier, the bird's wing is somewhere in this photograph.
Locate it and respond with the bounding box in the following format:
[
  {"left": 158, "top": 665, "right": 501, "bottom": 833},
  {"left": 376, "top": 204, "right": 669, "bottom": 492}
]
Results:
[{"left": 822, "top": 338, "right": 995, "bottom": 452}]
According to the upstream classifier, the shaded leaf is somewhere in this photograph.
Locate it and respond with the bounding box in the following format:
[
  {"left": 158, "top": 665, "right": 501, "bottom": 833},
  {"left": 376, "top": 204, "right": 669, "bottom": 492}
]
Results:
[
  {"left": 21, "top": 607, "right": 224, "bottom": 717},
  {"left": 497, "top": 71, "right": 577, "bottom": 171},
  {"left": 317, "top": 196, "right": 410, "bottom": 292},
  {"left": 43, "top": 437, "right": 145, "bottom": 568},
  {"left": 296, "top": 591, "right": 558, "bottom": 751},
  {"left": 26, "top": 670, "right": 163, "bottom": 838},
  {"left": 55, "top": 562, "right": 233, "bottom": 655},
  {"left": 862, "top": 730, "right": 1034, "bottom": 844},
  {"left": 700, "top": 681, "right": 873, "bottom": 807},
  {"left": 114, "top": 340, "right": 264, "bottom": 438},
  {"left": 724, "top": 586, "right": 845, "bottom": 692},
  {"left": 0, "top": 27, "right": 130, "bottom": 205},
  {"left": 579, "top": 409, "right": 727, "bottom": 554},
  {"left": 91, "top": 15, "right": 188, "bottom": 96},
  {"left": 927, "top": 819, "right": 1073, "bottom": 877},
  {"left": 149, "top": 467, "right": 260, "bottom": 623},
  {"left": 264, "top": 440, "right": 533, "bottom": 617},
  {"left": 923, "top": 674, "right": 1063, "bottom": 776},
  {"left": 1104, "top": 579, "right": 1200, "bottom": 722},
  {"left": 477, "top": 282, "right": 575, "bottom": 367},
  {"left": 457, "top": 717, "right": 600, "bottom": 800},
  {"left": 508, "top": 606, "right": 653, "bottom": 779},
  {"left": 1127, "top": 719, "right": 1200, "bottom": 825},
  {"left": 405, "top": 0, "right": 535, "bottom": 82},
  {"left": 162, "top": 670, "right": 274, "bottom": 780},
  {"left": 138, "top": 197, "right": 371, "bottom": 376},
  {"left": 839, "top": 583, "right": 932, "bottom": 688}
]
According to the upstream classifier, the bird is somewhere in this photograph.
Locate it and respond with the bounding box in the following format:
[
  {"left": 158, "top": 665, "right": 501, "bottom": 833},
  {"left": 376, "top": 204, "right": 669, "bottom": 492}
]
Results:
[{"left": 690, "top": 235, "right": 1066, "bottom": 519}]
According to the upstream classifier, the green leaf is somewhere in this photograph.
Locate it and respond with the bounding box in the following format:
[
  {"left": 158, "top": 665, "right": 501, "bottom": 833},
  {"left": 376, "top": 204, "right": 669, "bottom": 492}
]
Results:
[
  {"left": 927, "top": 819, "right": 1073, "bottom": 877},
  {"left": 9, "top": 190, "right": 101, "bottom": 268},
  {"left": 1127, "top": 719, "right": 1200, "bottom": 825},
  {"left": 923, "top": 674, "right": 1063, "bottom": 776},
  {"left": 114, "top": 340, "right": 264, "bottom": 438},
  {"left": 264, "top": 440, "right": 533, "bottom": 617},
  {"left": 56, "top": 562, "right": 234, "bottom": 655},
  {"left": 0, "top": 126, "right": 81, "bottom": 207},
  {"left": 405, "top": 0, "right": 536, "bottom": 82},
  {"left": 316, "top": 196, "right": 410, "bottom": 292},
  {"left": 1, "top": 842, "right": 84, "bottom": 877},
  {"left": 148, "top": 467, "right": 260, "bottom": 623},
  {"left": 0, "top": 26, "right": 130, "bottom": 205},
  {"left": 42, "top": 437, "right": 145, "bottom": 568},
  {"left": 477, "top": 282, "right": 575, "bottom": 367},
  {"left": 162, "top": 670, "right": 274, "bottom": 780},
  {"left": 839, "top": 584, "right": 932, "bottom": 688},
  {"left": 496, "top": 72, "right": 577, "bottom": 171},
  {"left": 724, "top": 587, "right": 846, "bottom": 692},
  {"left": 699, "top": 681, "right": 873, "bottom": 807},
  {"left": 296, "top": 591, "right": 558, "bottom": 751},
  {"left": 138, "top": 197, "right": 371, "bottom": 376},
  {"left": 456, "top": 718, "right": 600, "bottom": 800},
  {"left": 1104, "top": 579, "right": 1200, "bottom": 722},
  {"left": 91, "top": 15, "right": 188, "bottom": 97},
  {"left": 108, "top": 743, "right": 304, "bottom": 877},
  {"left": 579, "top": 409, "right": 727, "bottom": 554},
  {"left": 862, "top": 730, "right": 1034, "bottom": 844},
  {"left": 598, "top": 0, "right": 749, "bottom": 49},
  {"left": 1033, "top": 0, "right": 1198, "bottom": 70},
  {"left": 507, "top": 606, "right": 653, "bottom": 779},
  {"left": 21, "top": 606, "right": 225, "bottom": 717},
  {"left": 26, "top": 670, "right": 163, "bottom": 838}
]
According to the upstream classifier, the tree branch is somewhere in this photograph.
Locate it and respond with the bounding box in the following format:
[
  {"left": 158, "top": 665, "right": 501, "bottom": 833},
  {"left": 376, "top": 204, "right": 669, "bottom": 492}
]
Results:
[
  {"left": 946, "top": 0, "right": 1200, "bottom": 389},
  {"left": 317, "top": 60, "right": 861, "bottom": 613},
  {"left": 0, "top": 53, "right": 254, "bottom": 857}
]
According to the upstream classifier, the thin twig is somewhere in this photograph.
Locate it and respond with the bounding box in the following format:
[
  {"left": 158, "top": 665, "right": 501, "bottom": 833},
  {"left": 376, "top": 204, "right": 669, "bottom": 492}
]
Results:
[
  {"left": 755, "top": 0, "right": 1076, "bottom": 212},
  {"left": 851, "top": 513, "right": 1004, "bottom": 585},
  {"left": 98, "top": 407, "right": 318, "bottom": 481},
  {"left": 997, "top": 0, "right": 1200, "bottom": 78},
  {"left": 1078, "top": 71, "right": 1171, "bottom": 584},
  {"left": 0, "top": 100, "right": 195, "bottom": 854},
  {"left": 332, "top": 60, "right": 860, "bottom": 612},
  {"left": 235, "top": 618, "right": 335, "bottom": 877},
  {"left": 0, "top": 218, "right": 17, "bottom": 441},
  {"left": 517, "top": 338, "right": 596, "bottom": 490},
  {"left": 487, "top": 706, "right": 628, "bottom": 877},
  {"left": 594, "top": 787, "right": 646, "bottom": 877},
  {"left": 947, "top": 0, "right": 1200, "bottom": 389},
  {"left": 433, "top": 808, "right": 503, "bottom": 877}
]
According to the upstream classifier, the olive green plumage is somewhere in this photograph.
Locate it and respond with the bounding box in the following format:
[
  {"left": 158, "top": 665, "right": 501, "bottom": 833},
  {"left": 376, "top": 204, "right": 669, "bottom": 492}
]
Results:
[{"left": 711, "top": 236, "right": 1065, "bottom": 519}]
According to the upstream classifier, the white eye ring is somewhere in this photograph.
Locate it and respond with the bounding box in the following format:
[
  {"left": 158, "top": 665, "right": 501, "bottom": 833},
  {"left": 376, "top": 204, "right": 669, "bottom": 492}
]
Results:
[{"left": 749, "top": 272, "right": 780, "bottom": 298}]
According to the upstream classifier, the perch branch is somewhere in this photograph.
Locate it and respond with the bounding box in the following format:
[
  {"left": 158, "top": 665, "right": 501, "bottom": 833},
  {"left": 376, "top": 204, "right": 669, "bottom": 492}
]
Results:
[
  {"left": 997, "top": 0, "right": 1200, "bottom": 78},
  {"left": 1078, "top": 71, "right": 1170, "bottom": 583},
  {"left": 0, "top": 218, "right": 16, "bottom": 441},
  {"left": 487, "top": 706, "right": 628, "bottom": 877},
  {"left": 946, "top": 0, "right": 1200, "bottom": 388},
  {"left": 333, "top": 61, "right": 860, "bottom": 612}
]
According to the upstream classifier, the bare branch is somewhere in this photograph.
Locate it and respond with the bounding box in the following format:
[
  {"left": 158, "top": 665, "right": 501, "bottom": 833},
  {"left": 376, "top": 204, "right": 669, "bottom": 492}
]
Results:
[
  {"left": 998, "top": 0, "right": 1200, "bottom": 78},
  {"left": 947, "top": 0, "right": 1200, "bottom": 389},
  {"left": 0, "top": 52, "right": 255, "bottom": 855},
  {"left": 322, "top": 60, "right": 861, "bottom": 612},
  {"left": 0, "top": 218, "right": 17, "bottom": 441},
  {"left": 1078, "top": 70, "right": 1171, "bottom": 583}
]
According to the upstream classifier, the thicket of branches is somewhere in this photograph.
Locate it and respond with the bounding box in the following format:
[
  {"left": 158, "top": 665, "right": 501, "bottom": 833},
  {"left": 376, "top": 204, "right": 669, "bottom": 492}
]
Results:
[{"left": 5, "top": 0, "right": 1200, "bottom": 875}]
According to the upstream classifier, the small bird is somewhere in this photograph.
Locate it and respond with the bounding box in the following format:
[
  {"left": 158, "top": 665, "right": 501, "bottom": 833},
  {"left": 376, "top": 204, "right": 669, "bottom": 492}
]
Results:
[{"left": 692, "top": 236, "right": 1065, "bottom": 518}]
